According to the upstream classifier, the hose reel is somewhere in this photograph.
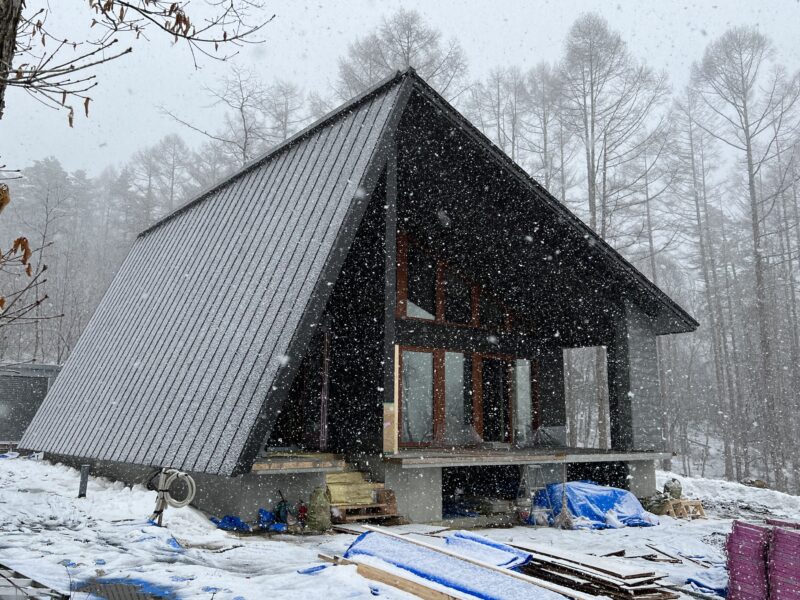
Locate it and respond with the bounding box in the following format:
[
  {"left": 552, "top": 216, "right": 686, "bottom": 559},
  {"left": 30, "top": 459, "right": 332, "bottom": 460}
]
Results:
[{"left": 149, "top": 468, "right": 196, "bottom": 525}]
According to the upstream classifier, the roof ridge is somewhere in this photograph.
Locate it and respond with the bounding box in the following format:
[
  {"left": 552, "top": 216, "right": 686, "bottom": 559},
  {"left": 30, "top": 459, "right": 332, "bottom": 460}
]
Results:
[{"left": 139, "top": 69, "right": 413, "bottom": 238}]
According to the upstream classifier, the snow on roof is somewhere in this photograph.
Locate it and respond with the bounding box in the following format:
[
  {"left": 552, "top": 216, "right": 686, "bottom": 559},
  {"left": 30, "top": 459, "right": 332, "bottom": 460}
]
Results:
[{"left": 20, "top": 73, "right": 409, "bottom": 476}]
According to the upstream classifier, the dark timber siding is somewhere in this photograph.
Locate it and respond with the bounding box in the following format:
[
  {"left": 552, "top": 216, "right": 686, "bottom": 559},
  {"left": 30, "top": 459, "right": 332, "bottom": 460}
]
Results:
[
  {"left": 20, "top": 79, "right": 405, "bottom": 476},
  {"left": 326, "top": 177, "right": 387, "bottom": 455}
]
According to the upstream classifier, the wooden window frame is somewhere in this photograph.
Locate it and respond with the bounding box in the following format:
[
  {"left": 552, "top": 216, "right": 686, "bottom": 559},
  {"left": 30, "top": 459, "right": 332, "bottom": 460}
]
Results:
[
  {"left": 398, "top": 345, "right": 443, "bottom": 448},
  {"left": 396, "top": 231, "right": 519, "bottom": 333},
  {"left": 396, "top": 232, "right": 480, "bottom": 328}
]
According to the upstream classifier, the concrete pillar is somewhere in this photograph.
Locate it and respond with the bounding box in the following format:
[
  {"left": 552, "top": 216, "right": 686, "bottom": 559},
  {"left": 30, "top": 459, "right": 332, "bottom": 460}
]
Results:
[
  {"left": 383, "top": 463, "right": 442, "bottom": 523},
  {"left": 626, "top": 460, "right": 657, "bottom": 498}
]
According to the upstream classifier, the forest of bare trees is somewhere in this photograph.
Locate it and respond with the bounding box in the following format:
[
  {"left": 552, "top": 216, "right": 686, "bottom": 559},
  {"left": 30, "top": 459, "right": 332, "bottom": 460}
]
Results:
[{"left": 3, "top": 9, "right": 800, "bottom": 491}]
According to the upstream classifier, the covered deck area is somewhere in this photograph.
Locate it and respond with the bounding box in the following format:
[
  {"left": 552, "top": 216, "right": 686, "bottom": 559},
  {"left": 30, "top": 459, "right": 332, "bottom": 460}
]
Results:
[{"left": 385, "top": 447, "right": 672, "bottom": 469}]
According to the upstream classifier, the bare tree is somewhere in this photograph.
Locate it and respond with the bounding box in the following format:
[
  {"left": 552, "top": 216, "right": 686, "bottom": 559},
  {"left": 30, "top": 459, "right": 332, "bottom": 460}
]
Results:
[
  {"left": 335, "top": 7, "right": 467, "bottom": 102},
  {"left": 691, "top": 26, "right": 800, "bottom": 490},
  {"left": 560, "top": 13, "right": 669, "bottom": 449},
  {"left": 165, "top": 68, "right": 309, "bottom": 169},
  {"left": 0, "top": 0, "right": 271, "bottom": 122}
]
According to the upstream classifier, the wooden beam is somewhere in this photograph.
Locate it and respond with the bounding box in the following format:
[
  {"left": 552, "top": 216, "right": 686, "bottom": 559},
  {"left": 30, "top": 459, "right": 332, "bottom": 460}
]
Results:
[{"left": 319, "top": 554, "right": 464, "bottom": 600}]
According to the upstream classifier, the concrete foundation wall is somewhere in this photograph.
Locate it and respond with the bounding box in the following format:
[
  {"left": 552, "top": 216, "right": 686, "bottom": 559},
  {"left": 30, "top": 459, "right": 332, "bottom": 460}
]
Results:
[{"left": 53, "top": 455, "right": 324, "bottom": 522}]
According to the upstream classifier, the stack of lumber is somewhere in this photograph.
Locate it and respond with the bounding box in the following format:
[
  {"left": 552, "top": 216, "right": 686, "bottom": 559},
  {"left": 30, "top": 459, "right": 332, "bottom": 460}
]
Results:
[
  {"left": 326, "top": 471, "right": 398, "bottom": 523},
  {"left": 510, "top": 541, "right": 679, "bottom": 600},
  {"left": 321, "top": 526, "right": 595, "bottom": 600},
  {"left": 726, "top": 521, "right": 771, "bottom": 600},
  {"left": 767, "top": 526, "right": 800, "bottom": 599}
]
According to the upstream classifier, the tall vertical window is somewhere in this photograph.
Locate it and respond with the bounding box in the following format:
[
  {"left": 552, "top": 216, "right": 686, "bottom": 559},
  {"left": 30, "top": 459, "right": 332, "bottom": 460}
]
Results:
[
  {"left": 443, "top": 351, "right": 471, "bottom": 444},
  {"left": 512, "top": 359, "right": 532, "bottom": 445},
  {"left": 400, "top": 350, "right": 434, "bottom": 443}
]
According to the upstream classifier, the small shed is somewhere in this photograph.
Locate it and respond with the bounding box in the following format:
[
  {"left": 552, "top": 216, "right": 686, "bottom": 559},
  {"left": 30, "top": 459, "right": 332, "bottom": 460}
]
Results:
[{"left": 0, "top": 363, "right": 60, "bottom": 450}]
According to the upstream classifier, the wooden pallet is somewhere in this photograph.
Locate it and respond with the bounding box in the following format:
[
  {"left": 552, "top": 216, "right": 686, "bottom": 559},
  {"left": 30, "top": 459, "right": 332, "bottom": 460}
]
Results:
[
  {"left": 331, "top": 502, "right": 398, "bottom": 523},
  {"left": 664, "top": 498, "right": 706, "bottom": 519}
]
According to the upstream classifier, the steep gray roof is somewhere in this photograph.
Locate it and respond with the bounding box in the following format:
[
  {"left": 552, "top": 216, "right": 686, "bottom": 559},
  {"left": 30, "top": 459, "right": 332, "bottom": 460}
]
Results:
[
  {"left": 21, "top": 72, "right": 410, "bottom": 476},
  {"left": 21, "top": 69, "right": 695, "bottom": 477}
]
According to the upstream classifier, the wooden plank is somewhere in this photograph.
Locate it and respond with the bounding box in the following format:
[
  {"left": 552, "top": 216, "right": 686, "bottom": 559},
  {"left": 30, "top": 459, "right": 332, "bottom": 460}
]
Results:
[
  {"left": 363, "top": 525, "right": 597, "bottom": 600},
  {"left": 319, "top": 554, "right": 466, "bottom": 600},
  {"left": 524, "top": 554, "right": 664, "bottom": 588},
  {"left": 510, "top": 539, "right": 659, "bottom": 580}
]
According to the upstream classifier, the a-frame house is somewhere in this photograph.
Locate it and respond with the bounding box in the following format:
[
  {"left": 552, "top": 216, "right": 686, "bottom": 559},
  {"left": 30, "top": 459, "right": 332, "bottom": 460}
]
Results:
[{"left": 21, "top": 70, "right": 697, "bottom": 522}]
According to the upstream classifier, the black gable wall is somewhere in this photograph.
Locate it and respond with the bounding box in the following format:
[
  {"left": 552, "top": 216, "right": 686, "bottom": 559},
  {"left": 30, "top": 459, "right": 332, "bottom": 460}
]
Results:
[{"left": 325, "top": 174, "right": 388, "bottom": 456}]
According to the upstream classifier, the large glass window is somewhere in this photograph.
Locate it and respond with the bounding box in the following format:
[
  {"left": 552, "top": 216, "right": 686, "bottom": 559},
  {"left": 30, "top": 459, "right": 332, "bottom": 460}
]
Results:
[
  {"left": 444, "top": 268, "right": 472, "bottom": 324},
  {"left": 401, "top": 350, "right": 434, "bottom": 443},
  {"left": 407, "top": 248, "right": 436, "bottom": 320},
  {"left": 444, "top": 351, "right": 472, "bottom": 444},
  {"left": 512, "top": 359, "right": 532, "bottom": 445}
]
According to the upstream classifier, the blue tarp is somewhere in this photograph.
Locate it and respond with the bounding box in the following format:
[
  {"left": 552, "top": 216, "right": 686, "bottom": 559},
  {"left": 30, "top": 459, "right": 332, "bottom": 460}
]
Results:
[
  {"left": 210, "top": 515, "right": 252, "bottom": 533},
  {"left": 533, "top": 481, "right": 658, "bottom": 529},
  {"left": 343, "top": 531, "right": 566, "bottom": 600},
  {"left": 443, "top": 531, "right": 532, "bottom": 569}
]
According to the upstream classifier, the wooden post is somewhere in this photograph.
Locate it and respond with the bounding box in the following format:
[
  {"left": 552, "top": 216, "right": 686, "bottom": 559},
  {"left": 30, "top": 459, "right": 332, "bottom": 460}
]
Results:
[
  {"left": 383, "top": 134, "right": 399, "bottom": 454},
  {"left": 78, "top": 464, "right": 91, "bottom": 498}
]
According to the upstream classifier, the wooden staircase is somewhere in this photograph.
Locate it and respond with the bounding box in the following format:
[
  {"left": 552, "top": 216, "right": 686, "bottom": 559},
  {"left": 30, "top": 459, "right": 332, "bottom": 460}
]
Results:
[{"left": 326, "top": 470, "right": 399, "bottom": 523}]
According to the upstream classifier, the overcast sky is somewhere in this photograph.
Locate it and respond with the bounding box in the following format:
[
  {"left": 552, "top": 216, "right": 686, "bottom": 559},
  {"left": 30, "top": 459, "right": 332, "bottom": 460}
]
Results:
[{"left": 2, "top": 0, "right": 799, "bottom": 175}]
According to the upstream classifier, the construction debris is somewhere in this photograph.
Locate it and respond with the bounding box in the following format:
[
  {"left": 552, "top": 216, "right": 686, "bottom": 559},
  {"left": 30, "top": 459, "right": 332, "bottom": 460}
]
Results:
[
  {"left": 337, "top": 526, "right": 592, "bottom": 599},
  {"left": 768, "top": 526, "right": 800, "bottom": 599},
  {"left": 727, "top": 521, "right": 771, "bottom": 599},
  {"left": 0, "top": 561, "right": 69, "bottom": 599},
  {"left": 509, "top": 540, "right": 680, "bottom": 599},
  {"left": 662, "top": 498, "right": 706, "bottom": 519},
  {"left": 727, "top": 519, "right": 800, "bottom": 599}
]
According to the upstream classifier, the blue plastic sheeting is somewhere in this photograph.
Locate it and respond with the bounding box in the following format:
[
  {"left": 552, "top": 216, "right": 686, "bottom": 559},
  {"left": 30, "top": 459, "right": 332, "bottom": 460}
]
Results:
[
  {"left": 533, "top": 481, "right": 658, "bottom": 529},
  {"left": 443, "top": 531, "right": 532, "bottom": 569},
  {"left": 210, "top": 515, "right": 252, "bottom": 533},
  {"left": 344, "top": 531, "right": 566, "bottom": 600},
  {"left": 686, "top": 565, "right": 728, "bottom": 597},
  {"left": 258, "top": 509, "right": 275, "bottom": 529}
]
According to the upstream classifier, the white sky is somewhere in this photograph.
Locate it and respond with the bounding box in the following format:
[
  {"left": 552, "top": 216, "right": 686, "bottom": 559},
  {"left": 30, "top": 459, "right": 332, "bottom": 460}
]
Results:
[{"left": 2, "top": 0, "right": 799, "bottom": 175}]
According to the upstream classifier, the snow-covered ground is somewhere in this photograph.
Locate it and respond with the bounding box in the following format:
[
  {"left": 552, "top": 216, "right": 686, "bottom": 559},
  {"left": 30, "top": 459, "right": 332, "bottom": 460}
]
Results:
[{"left": 1, "top": 458, "right": 798, "bottom": 599}]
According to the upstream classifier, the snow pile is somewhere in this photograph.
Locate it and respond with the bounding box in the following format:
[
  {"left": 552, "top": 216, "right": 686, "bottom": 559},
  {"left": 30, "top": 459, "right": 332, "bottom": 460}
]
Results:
[
  {"left": 0, "top": 458, "right": 399, "bottom": 599},
  {"left": 2, "top": 459, "right": 799, "bottom": 600},
  {"left": 657, "top": 470, "right": 800, "bottom": 519}
]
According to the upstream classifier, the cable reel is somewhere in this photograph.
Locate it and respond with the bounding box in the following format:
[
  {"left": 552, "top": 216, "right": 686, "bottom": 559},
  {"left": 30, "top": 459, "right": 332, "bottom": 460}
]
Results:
[{"left": 149, "top": 468, "right": 196, "bottom": 525}]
